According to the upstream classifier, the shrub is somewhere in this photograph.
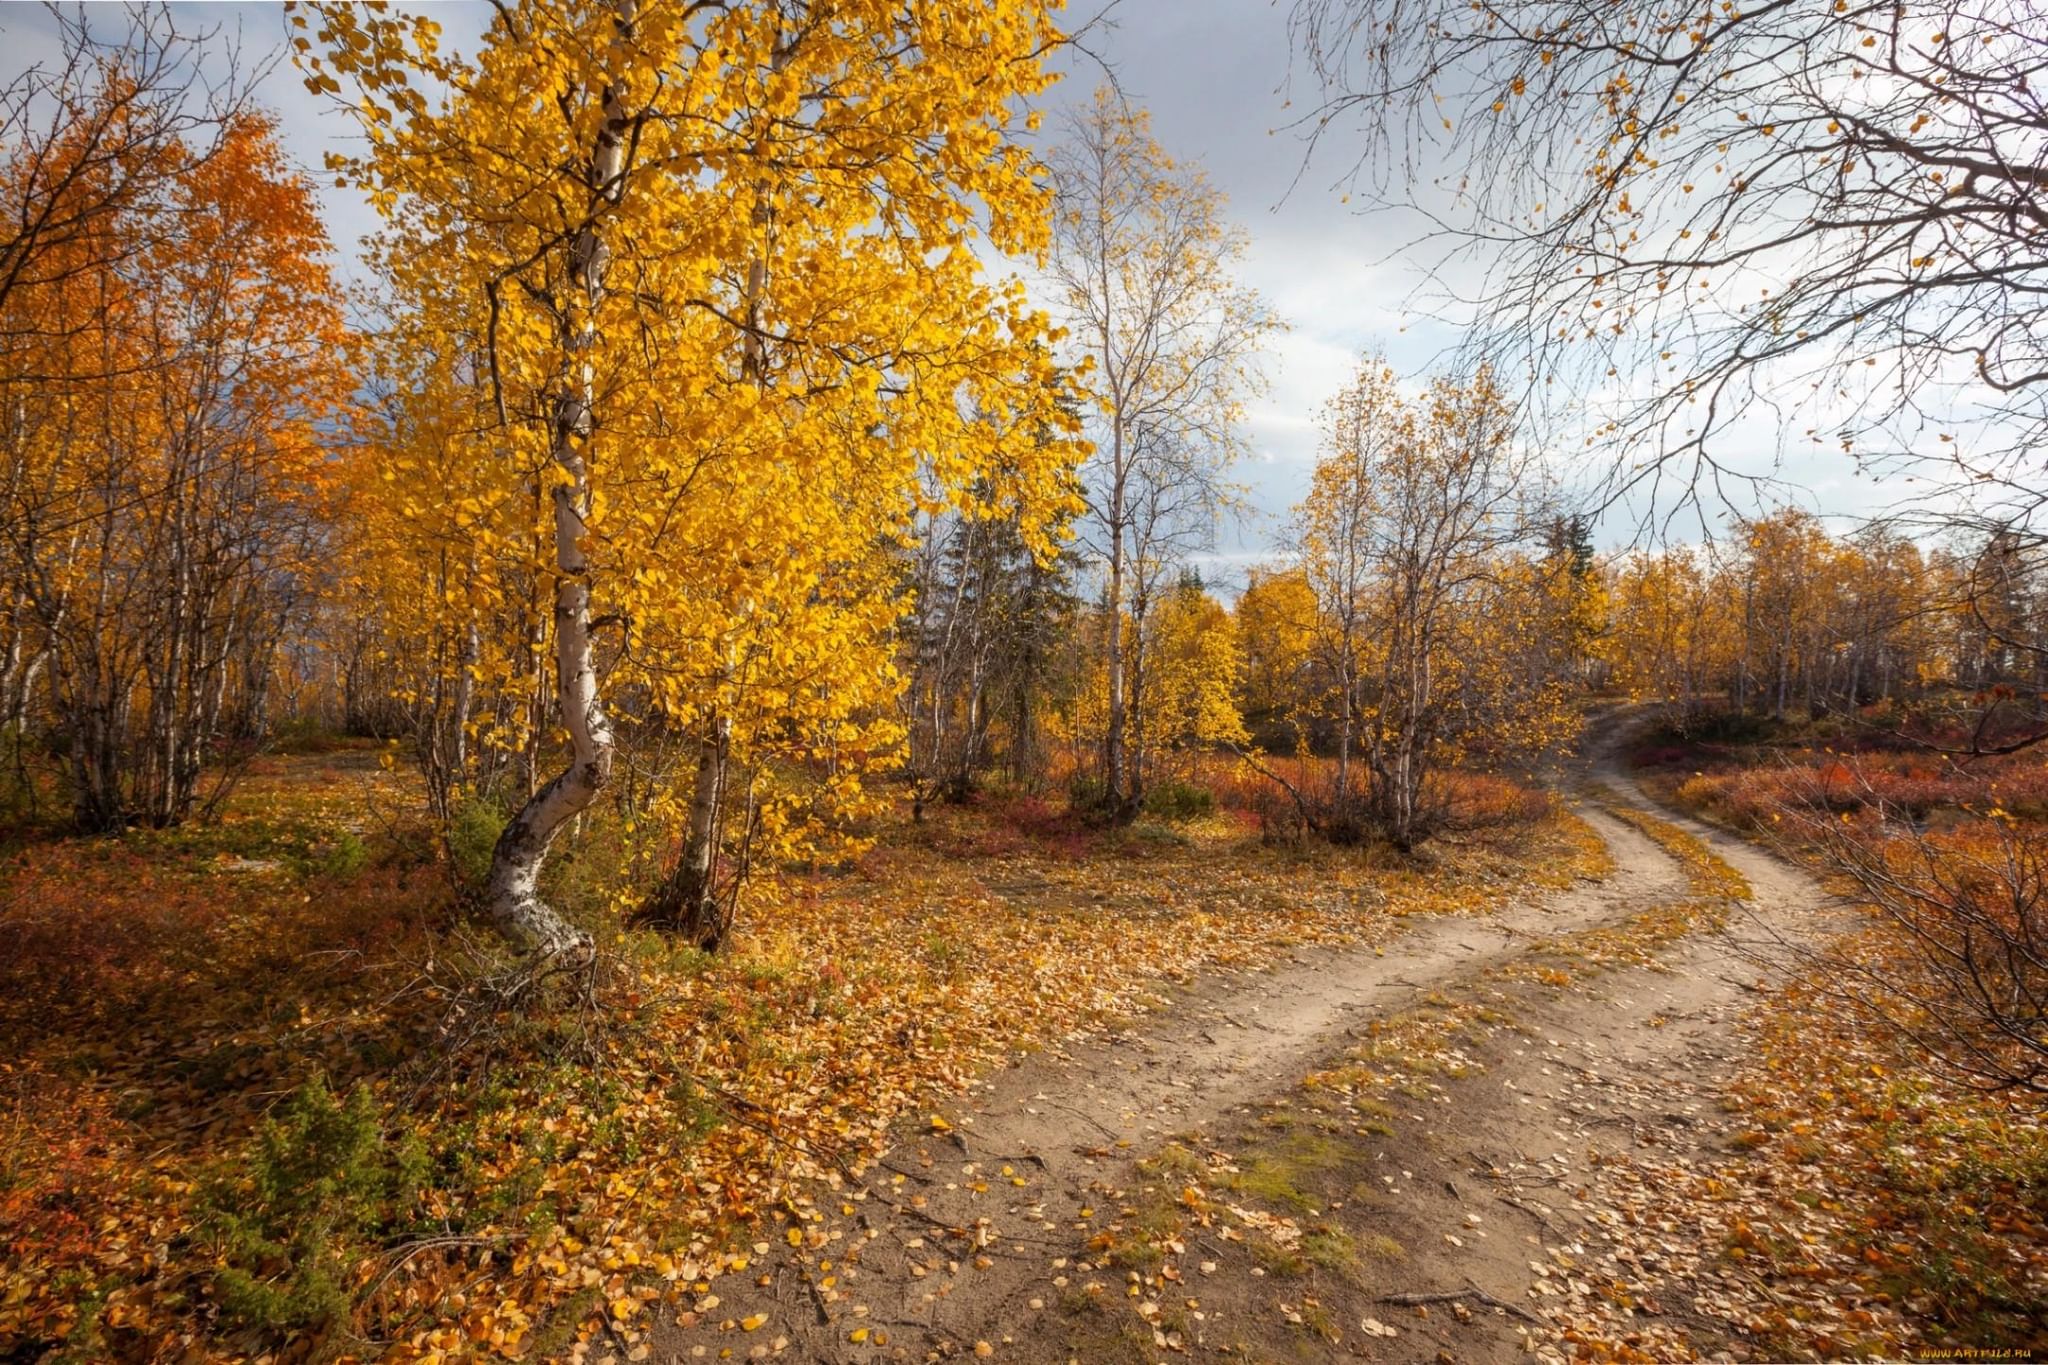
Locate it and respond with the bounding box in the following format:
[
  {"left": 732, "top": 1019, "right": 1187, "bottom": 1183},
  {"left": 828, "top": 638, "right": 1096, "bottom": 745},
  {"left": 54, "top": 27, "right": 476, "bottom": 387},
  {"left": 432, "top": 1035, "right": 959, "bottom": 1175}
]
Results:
[
  {"left": 267, "top": 719, "right": 355, "bottom": 756},
  {"left": 1248, "top": 782, "right": 1311, "bottom": 845},
  {"left": 1140, "top": 779, "right": 1214, "bottom": 821},
  {"left": 1065, "top": 773, "right": 1111, "bottom": 815},
  {"left": 1442, "top": 771, "right": 1551, "bottom": 827},
  {"left": 445, "top": 794, "right": 507, "bottom": 889},
  {"left": 1629, "top": 742, "right": 1696, "bottom": 769},
  {"left": 977, "top": 790, "right": 1096, "bottom": 860},
  {"left": 205, "top": 1074, "right": 428, "bottom": 1340},
  {"left": 1676, "top": 710, "right": 1782, "bottom": 745},
  {"left": 314, "top": 831, "right": 369, "bottom": 881}
]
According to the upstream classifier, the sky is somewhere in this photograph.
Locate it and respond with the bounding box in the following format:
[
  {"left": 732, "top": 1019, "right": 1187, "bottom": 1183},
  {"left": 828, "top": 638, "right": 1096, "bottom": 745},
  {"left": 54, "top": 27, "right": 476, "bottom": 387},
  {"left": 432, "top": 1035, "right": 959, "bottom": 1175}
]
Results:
[{"left": 2, "top": 0, "right": 1896, "bottom": 586}]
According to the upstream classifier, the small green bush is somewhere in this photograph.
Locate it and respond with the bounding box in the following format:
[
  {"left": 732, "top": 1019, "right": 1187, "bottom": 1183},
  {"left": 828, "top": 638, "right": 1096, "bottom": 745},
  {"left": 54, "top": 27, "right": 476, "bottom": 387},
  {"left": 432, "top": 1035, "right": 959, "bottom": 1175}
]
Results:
[
  {"left": 206, "top": 1074, "right": 427, "bottom": 1340},
  {"left": 446, "top": 794, "right": 507, "bottom": 889},
  {"left": 315, "top": 831, "right": 369, "bottom": 880},
  {"left": 1141, "top": 780, "right": 1215, "bottom": 821}
]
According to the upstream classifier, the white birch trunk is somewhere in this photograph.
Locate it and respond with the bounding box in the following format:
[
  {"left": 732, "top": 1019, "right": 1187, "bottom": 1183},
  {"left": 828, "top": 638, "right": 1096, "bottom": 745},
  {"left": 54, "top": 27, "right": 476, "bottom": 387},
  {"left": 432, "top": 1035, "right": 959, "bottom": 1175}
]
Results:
[{"left": 482, "top": 2, "right": 635, "bottom": 964}]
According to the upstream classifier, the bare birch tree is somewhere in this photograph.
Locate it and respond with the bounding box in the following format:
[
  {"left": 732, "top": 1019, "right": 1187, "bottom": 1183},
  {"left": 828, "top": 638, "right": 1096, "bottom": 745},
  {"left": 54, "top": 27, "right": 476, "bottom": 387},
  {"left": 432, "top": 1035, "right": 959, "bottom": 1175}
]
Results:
[{"left": 1047, "top": 88, "right": 1277, "bottom": 817}]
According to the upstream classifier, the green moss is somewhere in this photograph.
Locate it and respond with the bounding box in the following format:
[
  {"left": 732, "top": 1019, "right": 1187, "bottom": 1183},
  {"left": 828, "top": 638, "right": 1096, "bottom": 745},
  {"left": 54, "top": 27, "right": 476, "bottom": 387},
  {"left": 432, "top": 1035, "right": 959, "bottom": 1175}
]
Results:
[
  {"left": 1300, "top": 1224, "right": 1359, "bottom": 1275},
  {"left": 1360, "top": 1233, "right": 1404, "bottom": 1260},
  {"left": 1137, "top": 1142, "right": 1206, "bottom": 1179}
]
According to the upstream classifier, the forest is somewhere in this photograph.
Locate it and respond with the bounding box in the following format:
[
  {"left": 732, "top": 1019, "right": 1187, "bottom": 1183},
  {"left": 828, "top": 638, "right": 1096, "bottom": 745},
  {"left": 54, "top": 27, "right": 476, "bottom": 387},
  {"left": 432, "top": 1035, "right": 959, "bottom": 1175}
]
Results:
[{"left": 1, "top": 1, "right": 2043, "bottom": 1362}]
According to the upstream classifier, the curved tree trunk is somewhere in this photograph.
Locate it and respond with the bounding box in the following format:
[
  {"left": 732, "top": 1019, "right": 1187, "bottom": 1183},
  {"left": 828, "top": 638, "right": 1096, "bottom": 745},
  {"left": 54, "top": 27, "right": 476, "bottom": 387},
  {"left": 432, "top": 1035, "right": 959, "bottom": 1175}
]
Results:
[
  {"left": 481, "top": 444, "right": 611, "bottom": 962},
  {"left": 481, "top": 3, "right": 635, "bottom": 965}
]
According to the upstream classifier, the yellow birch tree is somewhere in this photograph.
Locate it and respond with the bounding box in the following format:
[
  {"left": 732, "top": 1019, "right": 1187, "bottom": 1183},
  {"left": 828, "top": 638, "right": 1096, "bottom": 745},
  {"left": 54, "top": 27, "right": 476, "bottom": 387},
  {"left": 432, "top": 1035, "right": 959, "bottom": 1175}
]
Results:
[{"left": 303, "top": 0, "right": 1080, "bottom": 960}]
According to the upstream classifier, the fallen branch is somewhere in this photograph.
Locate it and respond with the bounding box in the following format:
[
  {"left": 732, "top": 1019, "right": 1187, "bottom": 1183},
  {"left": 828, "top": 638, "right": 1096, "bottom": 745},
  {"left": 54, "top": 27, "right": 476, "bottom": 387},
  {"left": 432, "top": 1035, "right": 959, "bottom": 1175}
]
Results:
[
  {"left": 1377, "top": 1281, "right": 1541, "bottom": 1324},
  {"left": 1042, "top": 1099, "right": 1121, "bottom": 1143},
  {"left": 800, "top": 1265, "right": 833, "bottom": 1325},
  {"left": 1495, "top": 1191, "right": 1555, "bottom": 1231}
]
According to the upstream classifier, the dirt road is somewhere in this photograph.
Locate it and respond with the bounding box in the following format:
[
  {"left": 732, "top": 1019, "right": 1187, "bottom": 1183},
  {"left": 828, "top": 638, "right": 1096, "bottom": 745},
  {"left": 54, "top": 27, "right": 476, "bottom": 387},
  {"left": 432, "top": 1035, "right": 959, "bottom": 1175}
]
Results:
[{"left": 648, "top": 730, "right": 1833, "bottom": 1364}]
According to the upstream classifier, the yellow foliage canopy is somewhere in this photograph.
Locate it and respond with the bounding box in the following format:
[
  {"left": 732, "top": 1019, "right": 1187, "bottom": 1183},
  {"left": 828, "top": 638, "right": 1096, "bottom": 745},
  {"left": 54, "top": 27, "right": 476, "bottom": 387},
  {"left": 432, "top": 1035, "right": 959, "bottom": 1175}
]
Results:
[{"left": 307, "top": 0, "right": 1085, "bottom": 879}]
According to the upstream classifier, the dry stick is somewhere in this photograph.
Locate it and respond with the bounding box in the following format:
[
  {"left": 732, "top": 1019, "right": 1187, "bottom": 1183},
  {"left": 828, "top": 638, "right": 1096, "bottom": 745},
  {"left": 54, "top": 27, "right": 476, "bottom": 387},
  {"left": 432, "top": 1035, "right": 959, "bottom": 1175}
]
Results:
[
  {"left": 1377, "top": 1282, "right": 1541, "bottom": 1324},
  {"left": 1042, "top": 1098, "right": 1122, "bottom": 1143},
  {"left": 1723, "top": 1251, "right": 1795, "bottom": 1310},
  {"left": 1495, "top": 1190, "right": 1556, "bottom": 1231},
  {"left": 861, "top": 1175, "right": 1068, "bottom": 1250},
  {"left": 799, "top": 1265, "right": 833, "bottom": 1325},
  {"left": 877, "top": 1145, "right": 1049, "bottom": 1183},
  {"left": 1469, "top": 1163, "right": 1563, "bottom": 1189},
  {"left": 359, "top": 1233, "right": 526, "bottom": 1350},
  {"left": 364, "top": 1259, "right": 507, "bottom": 1356}
]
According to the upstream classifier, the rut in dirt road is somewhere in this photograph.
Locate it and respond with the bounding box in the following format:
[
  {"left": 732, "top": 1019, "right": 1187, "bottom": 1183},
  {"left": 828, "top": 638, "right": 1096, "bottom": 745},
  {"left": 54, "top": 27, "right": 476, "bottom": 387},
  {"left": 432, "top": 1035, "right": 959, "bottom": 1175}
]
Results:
[
  {"left": 910, "top": 801, "right": 1680, "bottom": 1179},
  {"left": 647, "top": 751, "right": 1831, "bottom": 1364}
]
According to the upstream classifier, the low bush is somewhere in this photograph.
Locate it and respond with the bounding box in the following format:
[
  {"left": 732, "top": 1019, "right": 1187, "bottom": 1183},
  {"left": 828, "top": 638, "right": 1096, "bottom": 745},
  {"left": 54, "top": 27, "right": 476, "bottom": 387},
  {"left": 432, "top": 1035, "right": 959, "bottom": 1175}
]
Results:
[
  {"left": 445, "top": 794, "right": 506, "bottom": 889},
  {"left": 1065, "top": 773, "right": 1112, "bottom": 816},
  {"left": 1140, "top": 779, "right": 1215, "bottom": 821},
  {"left": 205, "top": 1074, "right": 428, "bottom": 1340}
]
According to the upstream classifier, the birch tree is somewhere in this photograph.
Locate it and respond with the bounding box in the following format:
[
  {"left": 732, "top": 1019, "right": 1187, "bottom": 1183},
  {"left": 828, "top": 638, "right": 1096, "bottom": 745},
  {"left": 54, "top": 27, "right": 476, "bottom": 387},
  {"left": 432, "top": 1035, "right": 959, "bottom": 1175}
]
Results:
[
  {"left": 1295, "top": 363, "right": 1558, "bottom": 847},
  {"left": 1047, "top": 89, "right": 1276, "bottom": 818},
  {"left": 1298, "top": 359, "right": 1409, "bottom": 809},
  {"left": 309, "top": 0, "right": 1079, "bottom": 961}
]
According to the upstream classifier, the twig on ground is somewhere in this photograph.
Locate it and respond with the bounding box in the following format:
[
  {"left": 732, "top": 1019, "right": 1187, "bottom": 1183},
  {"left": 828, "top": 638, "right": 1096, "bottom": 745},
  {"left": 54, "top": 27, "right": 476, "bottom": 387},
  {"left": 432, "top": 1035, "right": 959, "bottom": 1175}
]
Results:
[{"left": 1377, "top": 1281, "right": 1541, "bottom": 1324}]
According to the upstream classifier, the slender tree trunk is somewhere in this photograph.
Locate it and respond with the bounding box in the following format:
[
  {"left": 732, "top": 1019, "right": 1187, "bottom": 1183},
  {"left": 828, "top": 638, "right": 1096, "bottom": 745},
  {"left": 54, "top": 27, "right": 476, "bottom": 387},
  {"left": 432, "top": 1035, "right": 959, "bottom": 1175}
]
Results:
[
  {"left": 1738, "top": 587, "right": 1754, "bottom": 714},
  {"left": 1102, "top": 415, "right": 1129, "bottom": 814},
  {"left": 1128, "top": 651, "right": 1145, "bottom": 804},
  {"left": 1334, "top": 617, "right": 1355, "bottom": 807},
  {"left": 1126, "top": 583, "right": 1149, "bottom": 808},
  {"left": 482, "top": 9, "right": 635, "bottom": 963},
  {"left": 9, "top": 647, "right": 45, "bottom": 733},
  {"left": 452, "top": 613, "right": 477, "bottom": 777},
  {"left": 644, "top": 42, "right": 792, "bottom": 941},
  {"left": 953, "top": 663, "right": 984, "bottom": 799},
  {"left": 641, "top": 714, "right": 731, "bottom": 948},
  {"left": 1336, "top": 687, "right": 1352, "bottom": 804}
]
